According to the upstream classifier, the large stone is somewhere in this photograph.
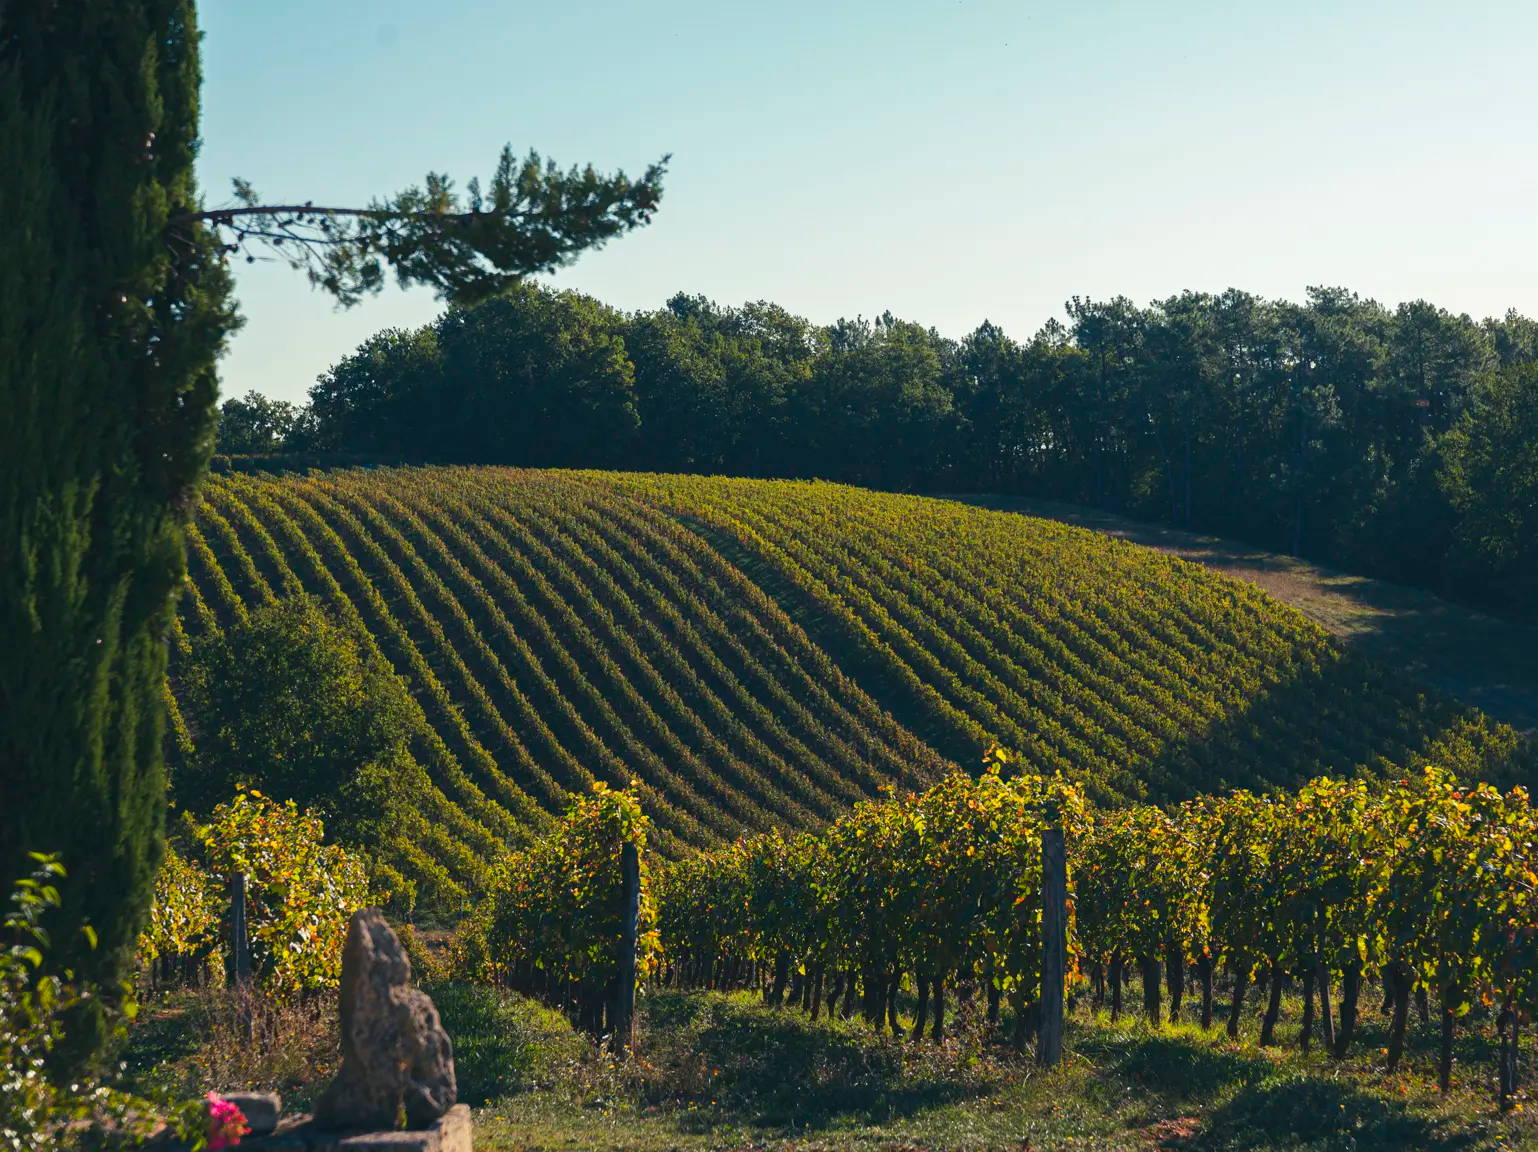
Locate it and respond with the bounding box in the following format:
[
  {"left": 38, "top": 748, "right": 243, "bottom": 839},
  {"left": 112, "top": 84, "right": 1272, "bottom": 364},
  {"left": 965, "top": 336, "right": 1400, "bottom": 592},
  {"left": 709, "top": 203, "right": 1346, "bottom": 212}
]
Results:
[
  {"left": 244, "top": 1105, "right": 472, "bottom": 1151},
  {"left": 312, "top": 909, "right": 456, "bottom": 1131},
  {"left": 224, "top": 1092, "right": 282, "bottom": 1136}
]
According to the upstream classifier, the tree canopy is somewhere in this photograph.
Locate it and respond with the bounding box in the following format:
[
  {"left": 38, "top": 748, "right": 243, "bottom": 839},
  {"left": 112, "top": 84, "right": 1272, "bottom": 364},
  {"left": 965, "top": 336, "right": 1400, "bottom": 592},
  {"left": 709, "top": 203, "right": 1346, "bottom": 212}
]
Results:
[
  {"left": 278, "top": 284, "right": 1538, "bottom": 619},
  {"left": 175, "top": 595, "right": 417, "bottom": 850},
  {"left": 215, "top": 390, "right": 301, "bottom": 454}
]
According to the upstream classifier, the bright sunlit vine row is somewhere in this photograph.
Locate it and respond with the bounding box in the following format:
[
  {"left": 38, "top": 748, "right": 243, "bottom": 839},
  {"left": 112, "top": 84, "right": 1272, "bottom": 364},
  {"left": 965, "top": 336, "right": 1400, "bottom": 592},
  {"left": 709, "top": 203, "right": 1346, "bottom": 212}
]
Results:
[{"left": 656, "top": 752, "right": 1538, "bottom": 1098}]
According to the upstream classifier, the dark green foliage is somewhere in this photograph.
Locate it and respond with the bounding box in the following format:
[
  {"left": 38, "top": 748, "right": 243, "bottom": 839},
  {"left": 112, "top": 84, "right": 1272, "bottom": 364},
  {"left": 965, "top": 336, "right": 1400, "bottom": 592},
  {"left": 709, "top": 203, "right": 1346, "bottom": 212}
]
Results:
[
  {"left": 300, "top": 327, "right": 445, "bottom": 454},
  {"left": 0, "top": 1, "right": 239, "bottom": 1031},
  {"left": 307, "top": 284, "right": 638, "bottom": 464},
  {"left": 0, "top": 1, "right": 664, "bottom": 1063},
  {"left": 176, "top": 595, "right": 416, "bottom": 849},
  {"left": 294, "top": 285, "right": 1538, "bottom": 618},
  {"left": 1, "top": 856, "right": 210, "bottom": 1149},
  {"left": 196, "top": 146, "right": 667, "bottom": 308},
  {"left": 215, "top": 390, "right": 301, "bottom": 454},
  {"left": 1440, "top": 364, "right": 1538, "bottom": 611}
]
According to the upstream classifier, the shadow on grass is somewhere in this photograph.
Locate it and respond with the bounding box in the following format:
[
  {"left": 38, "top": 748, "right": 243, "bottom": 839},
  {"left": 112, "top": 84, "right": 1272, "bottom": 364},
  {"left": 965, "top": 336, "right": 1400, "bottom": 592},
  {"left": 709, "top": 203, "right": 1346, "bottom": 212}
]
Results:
[
  {"left": 1192, "top": 1071, "right": 1480, "bottom": 1152},
  {"left": 118, "top": 998, "right": 205, "bottom": 1096},
  {"left": 426, "top": 982, "right": 588, "bottom": 1107},
  {"left": 1075, "top": 1029, "right": 1269, "bottom": 1103},
  {"left": 639, "top": 992, "right": 985, "bottom": 1134}
]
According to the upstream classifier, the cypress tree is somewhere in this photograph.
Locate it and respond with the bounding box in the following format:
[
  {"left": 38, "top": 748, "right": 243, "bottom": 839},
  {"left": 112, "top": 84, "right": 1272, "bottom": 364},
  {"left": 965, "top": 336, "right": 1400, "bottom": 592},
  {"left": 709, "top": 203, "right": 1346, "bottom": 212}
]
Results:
[{"left": 0, "top": 0, "right": 238, "bottom": 1042}]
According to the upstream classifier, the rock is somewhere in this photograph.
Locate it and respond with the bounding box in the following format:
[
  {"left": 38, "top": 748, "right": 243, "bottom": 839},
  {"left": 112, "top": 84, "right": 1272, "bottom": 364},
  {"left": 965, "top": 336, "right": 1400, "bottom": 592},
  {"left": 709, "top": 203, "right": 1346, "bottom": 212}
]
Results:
[
  {"left": 223, "top": 1092, "right": 281, "bottom": 1136},
  {"left": 241, "top": 1105, "right": 471, "bottom": 1151},
  {"left": 312, "top": 909, "right": 456, "bottom": 1131}
]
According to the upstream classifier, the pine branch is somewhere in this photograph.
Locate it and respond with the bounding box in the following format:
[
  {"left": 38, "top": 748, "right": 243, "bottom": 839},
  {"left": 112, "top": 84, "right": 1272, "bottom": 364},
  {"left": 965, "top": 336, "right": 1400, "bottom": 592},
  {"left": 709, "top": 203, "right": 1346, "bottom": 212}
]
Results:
[{"left": 166, "top": 146, "right": 668, "bottom": 307}]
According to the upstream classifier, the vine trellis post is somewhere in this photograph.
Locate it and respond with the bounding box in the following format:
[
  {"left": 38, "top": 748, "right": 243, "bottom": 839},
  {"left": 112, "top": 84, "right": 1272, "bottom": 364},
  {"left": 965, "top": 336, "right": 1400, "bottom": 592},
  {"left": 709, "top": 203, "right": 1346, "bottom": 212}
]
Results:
[
  {"left": 228, "top": 871, "right": 254, "bottom": 1041},
  {"left": 1037, "top": 808, "right": 1067, "bottom": 1067},
  {"left": 612, "top": 841, "right": 641, "bottom": 1057}
]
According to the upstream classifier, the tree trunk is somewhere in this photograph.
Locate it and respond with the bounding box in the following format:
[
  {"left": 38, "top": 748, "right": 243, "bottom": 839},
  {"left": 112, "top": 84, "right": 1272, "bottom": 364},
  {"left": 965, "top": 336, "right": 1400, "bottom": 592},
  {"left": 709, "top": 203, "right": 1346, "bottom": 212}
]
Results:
[
  {"left": 1226, "top": 967, "right": 1247, "bottom": 1039},
  {"left": 912, "top": 975, "right": 929, "bottom": 1042},
  {"left": 931, "top": 974, "right": 946, "bottom": 1042},
  {"left": 1140, "top": 955, "right": 1163, "bottom": 1026},
  {"left": 1333, "top": 964, "right": 1360, "bottom": 1058},
  {"left": 887, "top": 974, "right": 902, "bottom": 1035},
  {"left": 1318, "top": 966, "right": 1336, "bottom": 1052},
  {"left": 1298, "top": 968, "right": 1315, "bottom": 1052},
  {"left": 1197, "top": 953, "right": 1214, "bottom": 1030},
  {"left": 862, "top": 966, "right": 882, "bottom": 1026},
  {"left": 1165, "top": 942, "right": 1185, "bottom": 1024},
  {"left": 841, "top": 969, "right": 857, "bottom": 1020},
  {"left": 1438, "top": 999, "right": 1456, "bottom": 1093},
  {"left": 1110, "top": 953, "right": 1124, "bottom": 1022},
  {"left": 1259, "top": 969, "right": 1284, "bottom": 1047},
  {"left": 228, "top": 872, "right": 252, "bottom": 989},
  {"left": 1038, "top": 819, "right": 1067, "bottom": 1066},
  {"left": 769, "top": 952, "right": 789, "bottom": 1007},
  {"left": 611, "top": 841, "right": 640, "bottom": 1057},
  {"left": 1386, "top": 963, "right": 1411, "bottom": 1071},
  {"left": 1499, "top": 999, "right": 1519, "bottom": 1112}
]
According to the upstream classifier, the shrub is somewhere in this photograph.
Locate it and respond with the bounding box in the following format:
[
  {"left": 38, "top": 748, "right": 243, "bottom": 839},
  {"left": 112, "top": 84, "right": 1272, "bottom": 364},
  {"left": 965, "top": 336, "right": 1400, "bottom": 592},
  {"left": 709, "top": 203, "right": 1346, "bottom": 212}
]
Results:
[
  {"left": 1, "top": 856, "right": 205, "bottom": 1151},
  {"left": 140, "top": 792, "right": 372, "bottom": 996}
]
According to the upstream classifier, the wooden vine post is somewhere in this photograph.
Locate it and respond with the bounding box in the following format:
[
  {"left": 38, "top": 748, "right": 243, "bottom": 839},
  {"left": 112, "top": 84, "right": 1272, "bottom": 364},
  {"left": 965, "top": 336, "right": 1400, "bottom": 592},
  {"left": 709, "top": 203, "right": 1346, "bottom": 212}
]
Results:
[
  {"left": 1037, "top": 805, "right": 1067, "bottom": 1068},
  {"left": 228, "top": 871, "right": 254, "bottom": 1041},
  {"left": 1498, "top": 999, "right": 1519, "bottom": 1112},
  {"left": 613, "top": 840, "right": 641, "bottom": 1057},
  {"left": 228, "top": 871, "right": 252, "bottom": 986}
]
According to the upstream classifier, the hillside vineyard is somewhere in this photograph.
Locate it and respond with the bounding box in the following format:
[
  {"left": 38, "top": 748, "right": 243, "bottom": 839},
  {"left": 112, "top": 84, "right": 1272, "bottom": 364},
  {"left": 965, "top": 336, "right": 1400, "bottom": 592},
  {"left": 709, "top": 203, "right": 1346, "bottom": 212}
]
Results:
[{"left": 173, "top": 468, "right": 1525, "bottom": 906}]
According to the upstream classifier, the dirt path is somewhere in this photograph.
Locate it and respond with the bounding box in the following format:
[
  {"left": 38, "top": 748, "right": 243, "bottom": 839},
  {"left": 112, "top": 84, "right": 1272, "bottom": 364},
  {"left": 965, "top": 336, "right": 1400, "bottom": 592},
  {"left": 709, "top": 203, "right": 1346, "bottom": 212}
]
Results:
[{"left": 949, "top": 495, "right": 1538, "bottom": 736}]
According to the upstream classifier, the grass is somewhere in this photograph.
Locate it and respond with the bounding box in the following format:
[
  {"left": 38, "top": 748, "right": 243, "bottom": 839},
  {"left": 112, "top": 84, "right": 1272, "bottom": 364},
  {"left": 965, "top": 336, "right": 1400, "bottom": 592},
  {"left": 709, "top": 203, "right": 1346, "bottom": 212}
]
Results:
[
  {"left": 121, "top": 983, "right": 1538, "bottom": 1150},
  {"left": 118, "top": 983, "right": 340, "bottom": 1111}
]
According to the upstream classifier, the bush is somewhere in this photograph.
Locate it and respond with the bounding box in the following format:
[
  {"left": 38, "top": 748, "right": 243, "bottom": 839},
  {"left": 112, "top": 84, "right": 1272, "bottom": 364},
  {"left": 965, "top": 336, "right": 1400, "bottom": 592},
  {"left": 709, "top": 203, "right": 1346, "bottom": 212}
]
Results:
[
  {"left": 452, "top": 782, "right": 659, "bottom": 1034},
  {"left": 176, "top": 595, "right": 417, "bottom": 853},
  {"left": 139, "top": 793, "right": 372, "bottom": 997},
  {"left": 1, "top": 856, "right": 204, "bottom": 1151},
  {"left": 137, "top": 844, "right": 222, "bottom": 987},
  {"left": 150, "top": 985, "right": 342, "bottom": 1112}
]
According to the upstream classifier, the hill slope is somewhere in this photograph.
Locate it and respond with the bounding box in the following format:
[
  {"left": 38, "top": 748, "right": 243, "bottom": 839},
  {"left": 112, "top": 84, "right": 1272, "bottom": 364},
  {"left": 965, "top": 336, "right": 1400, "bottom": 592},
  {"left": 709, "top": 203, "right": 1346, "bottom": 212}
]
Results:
[
  {"left": 951, "top": 494, "right": 1538, "bottom": 737},
  {"left": 174, "top": 468, "right": 1528, "bottom": 905}
]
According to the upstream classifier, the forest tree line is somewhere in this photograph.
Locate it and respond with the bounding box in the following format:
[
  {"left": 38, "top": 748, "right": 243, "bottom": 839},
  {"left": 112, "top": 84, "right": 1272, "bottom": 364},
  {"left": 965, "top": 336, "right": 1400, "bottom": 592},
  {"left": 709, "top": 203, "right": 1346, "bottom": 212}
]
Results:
[{"left": 219, "top": 284, "right": 1538, "bottom": 618}]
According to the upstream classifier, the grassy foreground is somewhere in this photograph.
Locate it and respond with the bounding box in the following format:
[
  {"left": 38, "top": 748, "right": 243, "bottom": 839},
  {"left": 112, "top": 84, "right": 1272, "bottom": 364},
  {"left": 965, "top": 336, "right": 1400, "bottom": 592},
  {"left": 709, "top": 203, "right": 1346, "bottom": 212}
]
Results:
[{"left": 123, "top": 985, "right": 1538, "bottom": 1151}]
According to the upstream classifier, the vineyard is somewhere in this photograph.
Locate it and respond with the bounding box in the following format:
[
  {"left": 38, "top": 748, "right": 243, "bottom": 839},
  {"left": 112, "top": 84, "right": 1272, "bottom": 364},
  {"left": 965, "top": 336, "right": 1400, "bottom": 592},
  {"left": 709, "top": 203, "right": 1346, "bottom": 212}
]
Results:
[
  {"left": 174, "top": 466, "right": 1530, "bottom": 906},
  {"left": 654, "top": 754, "right": 1538, "bottom": 1104}
]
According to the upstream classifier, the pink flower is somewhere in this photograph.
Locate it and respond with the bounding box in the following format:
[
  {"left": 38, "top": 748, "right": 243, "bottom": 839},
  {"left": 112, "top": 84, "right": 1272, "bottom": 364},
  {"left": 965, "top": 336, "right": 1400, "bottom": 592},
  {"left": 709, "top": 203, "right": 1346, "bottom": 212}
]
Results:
[{"left": 206, "top": 1092, "right": 250, "bottom": 1150}]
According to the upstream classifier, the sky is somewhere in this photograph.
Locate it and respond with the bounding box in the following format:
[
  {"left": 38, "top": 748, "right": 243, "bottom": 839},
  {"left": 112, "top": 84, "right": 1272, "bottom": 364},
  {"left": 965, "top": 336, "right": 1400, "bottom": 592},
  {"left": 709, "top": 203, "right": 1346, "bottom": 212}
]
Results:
[{"left": 198, "top": 0, "right": 1538, "bottom": 406}]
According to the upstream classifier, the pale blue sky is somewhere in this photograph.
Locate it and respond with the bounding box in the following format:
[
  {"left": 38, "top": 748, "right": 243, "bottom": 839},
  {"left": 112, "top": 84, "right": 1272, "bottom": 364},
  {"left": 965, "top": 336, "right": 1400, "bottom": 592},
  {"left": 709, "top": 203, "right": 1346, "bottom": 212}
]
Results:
[{"left": 199, "top": 0, "right": 1538, "bottom": 406}]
